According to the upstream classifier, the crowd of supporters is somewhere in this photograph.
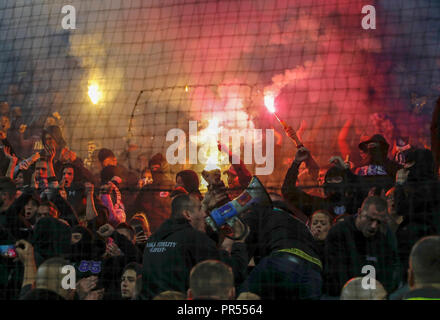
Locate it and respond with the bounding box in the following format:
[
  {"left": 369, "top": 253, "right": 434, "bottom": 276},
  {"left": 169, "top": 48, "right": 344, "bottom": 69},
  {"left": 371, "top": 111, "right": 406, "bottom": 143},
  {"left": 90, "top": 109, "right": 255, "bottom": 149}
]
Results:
[{"left": 0, "top": 99, "right": 439, "bottom": 300}]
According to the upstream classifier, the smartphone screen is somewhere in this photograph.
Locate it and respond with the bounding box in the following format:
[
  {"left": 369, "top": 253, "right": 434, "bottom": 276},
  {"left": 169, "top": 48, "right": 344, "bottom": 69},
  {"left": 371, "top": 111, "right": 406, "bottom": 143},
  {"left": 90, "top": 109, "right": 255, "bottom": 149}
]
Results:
[{"left": 0, "top": 245, "right": 17, "bottom": 258}]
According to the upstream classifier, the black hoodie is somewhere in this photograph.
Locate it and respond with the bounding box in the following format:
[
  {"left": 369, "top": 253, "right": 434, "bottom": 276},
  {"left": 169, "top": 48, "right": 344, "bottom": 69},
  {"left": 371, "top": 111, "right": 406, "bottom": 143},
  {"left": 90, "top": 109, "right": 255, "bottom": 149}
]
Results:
[{"left": 140, "top": 218, "right": 248, "bottom": 300}]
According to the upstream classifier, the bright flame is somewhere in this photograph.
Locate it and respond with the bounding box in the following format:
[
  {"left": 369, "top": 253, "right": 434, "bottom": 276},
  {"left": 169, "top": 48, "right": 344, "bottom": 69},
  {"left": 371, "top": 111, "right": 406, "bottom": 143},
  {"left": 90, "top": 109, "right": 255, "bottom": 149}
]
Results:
[
  {"left": 204, "top": 154, "right": 221, "bottom": 171},
  {"left": 197, "top": 119, "right": 223, "bottom": 192},
  {"left": 88, "top": 83, "right": 102, "bottom": 105},
  {"left": 185, "top": 85, "right": 189, "bottom": 92},
  {"left": 264, "top": 92, "right": 275, "bottom": 113}
]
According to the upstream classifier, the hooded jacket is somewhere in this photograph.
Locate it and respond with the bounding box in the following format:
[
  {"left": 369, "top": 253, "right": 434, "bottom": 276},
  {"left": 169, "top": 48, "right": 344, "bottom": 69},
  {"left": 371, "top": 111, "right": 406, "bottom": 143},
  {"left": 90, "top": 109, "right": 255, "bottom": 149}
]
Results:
[{"left": 141, "top": 218, "right": 247, "bottom": 300}]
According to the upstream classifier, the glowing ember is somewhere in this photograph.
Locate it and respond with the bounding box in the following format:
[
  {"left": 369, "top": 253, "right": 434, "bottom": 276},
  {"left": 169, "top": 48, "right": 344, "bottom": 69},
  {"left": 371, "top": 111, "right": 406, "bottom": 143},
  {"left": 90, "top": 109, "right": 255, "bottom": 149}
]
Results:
[
  {"left": 264, "top": 92, "right": 275, "bottom": 113},
  {"left": 88, "top": 83, "right": 102, "bottom": 105}
]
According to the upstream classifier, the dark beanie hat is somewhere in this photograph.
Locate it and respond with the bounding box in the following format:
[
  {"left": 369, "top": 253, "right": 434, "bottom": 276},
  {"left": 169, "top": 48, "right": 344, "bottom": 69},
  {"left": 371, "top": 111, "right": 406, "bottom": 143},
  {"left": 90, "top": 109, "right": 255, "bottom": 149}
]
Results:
[{"left": 98, "top": 148, "right": 115, "bottom": 163}]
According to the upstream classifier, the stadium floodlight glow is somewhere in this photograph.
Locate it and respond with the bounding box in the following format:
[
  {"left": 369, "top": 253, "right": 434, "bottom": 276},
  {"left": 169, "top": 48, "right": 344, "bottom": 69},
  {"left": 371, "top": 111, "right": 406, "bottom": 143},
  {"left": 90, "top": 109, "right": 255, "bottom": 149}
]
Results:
[
  {"left": 88, "top": 82, "right": 102, "bottom": 105},
  {"left": 264, "top": 91, "right": 287, "bottom": 128}
]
